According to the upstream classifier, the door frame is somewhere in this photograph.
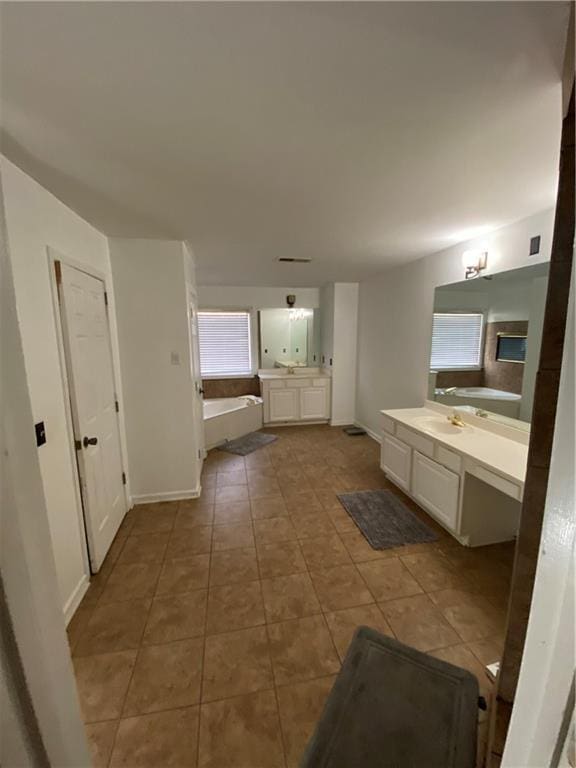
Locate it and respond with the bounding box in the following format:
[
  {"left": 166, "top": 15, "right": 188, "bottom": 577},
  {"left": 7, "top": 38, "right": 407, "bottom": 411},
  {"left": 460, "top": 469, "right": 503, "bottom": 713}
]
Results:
[{"left": 47, "top": 248, "right": 130, "bottom": 587}]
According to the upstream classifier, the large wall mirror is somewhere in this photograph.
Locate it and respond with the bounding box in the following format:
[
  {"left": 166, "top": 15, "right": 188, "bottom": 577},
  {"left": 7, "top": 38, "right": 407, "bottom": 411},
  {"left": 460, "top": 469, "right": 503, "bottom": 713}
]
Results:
[
  {"left": 258, "top": 308, "right": 320, "bottom": 368},
  {"left": 428, "top": 262, "right": 549, "bottom": 429}
]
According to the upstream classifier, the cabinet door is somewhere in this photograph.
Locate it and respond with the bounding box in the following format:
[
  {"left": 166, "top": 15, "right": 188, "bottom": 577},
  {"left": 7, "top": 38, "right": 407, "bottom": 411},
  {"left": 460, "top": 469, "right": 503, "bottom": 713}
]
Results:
[
  {"left": 299, "top": 387, "right": 328, "bottom": 420},
  {"left": 269, "top": 388, "right": 298, "bottom": 421},
  {"left": 381, "top": 434, "right": 412, "bottom": 492},
  {"left": 412, "top": 451, "right": 460, "bottom": 531}
]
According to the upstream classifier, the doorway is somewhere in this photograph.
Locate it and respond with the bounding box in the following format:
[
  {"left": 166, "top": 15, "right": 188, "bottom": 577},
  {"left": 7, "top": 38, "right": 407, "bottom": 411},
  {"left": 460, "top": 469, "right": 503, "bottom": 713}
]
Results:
[{"left": 54, "top": 258, "right": 127, "bottom": 572}]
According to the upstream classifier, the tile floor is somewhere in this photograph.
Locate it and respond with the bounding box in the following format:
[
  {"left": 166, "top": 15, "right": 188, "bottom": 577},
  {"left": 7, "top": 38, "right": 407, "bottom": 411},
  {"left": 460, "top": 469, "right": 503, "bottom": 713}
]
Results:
[{"left": 68, "top": 425, "right": 514, "bottom": 768}]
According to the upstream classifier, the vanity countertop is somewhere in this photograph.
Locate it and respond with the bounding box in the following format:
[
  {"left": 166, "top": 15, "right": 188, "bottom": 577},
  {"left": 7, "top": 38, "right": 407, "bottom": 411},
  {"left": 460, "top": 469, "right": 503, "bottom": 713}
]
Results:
[
  {"left": 258, "top": 369, "right": 331, "bottom": 380},
  {"left": 381, "top": 405, "right": 528, "bottom": 486}
]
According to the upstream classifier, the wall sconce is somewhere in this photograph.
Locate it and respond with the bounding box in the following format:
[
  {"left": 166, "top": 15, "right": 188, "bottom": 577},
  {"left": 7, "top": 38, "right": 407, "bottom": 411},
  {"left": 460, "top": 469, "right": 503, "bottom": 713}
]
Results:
[{"left": 463, "top": 250, "right": 488, "bottom": 279}]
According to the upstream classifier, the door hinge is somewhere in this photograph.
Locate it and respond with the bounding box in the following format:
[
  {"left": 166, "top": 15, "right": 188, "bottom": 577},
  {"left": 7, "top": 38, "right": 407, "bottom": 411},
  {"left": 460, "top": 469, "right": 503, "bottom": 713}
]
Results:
[
  {"left": 122, "top": 471, "right": 126, "bottom": 485},
  {"left": 54, "top": 260, "right": 62, "bottom": 285},
  {"left": 115, "top": 399, "right": 119, "bottom": 413},
  {"left": 104, "top": 291, "right": 108, "bottom": 306}
]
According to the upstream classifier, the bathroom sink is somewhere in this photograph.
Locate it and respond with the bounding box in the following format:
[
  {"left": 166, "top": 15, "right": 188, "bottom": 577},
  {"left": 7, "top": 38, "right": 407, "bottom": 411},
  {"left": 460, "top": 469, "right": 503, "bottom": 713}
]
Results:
[{"left": 412, "top": 417, "right": 472, "bottom": 436}]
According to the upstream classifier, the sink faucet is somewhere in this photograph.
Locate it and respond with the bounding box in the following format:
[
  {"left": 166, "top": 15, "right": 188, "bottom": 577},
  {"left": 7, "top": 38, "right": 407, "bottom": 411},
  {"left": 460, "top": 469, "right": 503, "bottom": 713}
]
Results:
[
  {"left": 447, "top": 412, "right": 465, "bottom": 427},
  {"left": 287, "top": 366, "right": 295, "bottom": 375},
  {"left": 475, "top": 408, "right": 489, "bottom": 418}
]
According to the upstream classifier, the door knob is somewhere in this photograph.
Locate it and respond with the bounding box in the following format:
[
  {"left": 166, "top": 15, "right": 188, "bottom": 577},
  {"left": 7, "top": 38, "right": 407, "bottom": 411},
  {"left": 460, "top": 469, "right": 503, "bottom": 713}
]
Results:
[{"left": 83, "top": 436, "right": 98, "bottom": 448}]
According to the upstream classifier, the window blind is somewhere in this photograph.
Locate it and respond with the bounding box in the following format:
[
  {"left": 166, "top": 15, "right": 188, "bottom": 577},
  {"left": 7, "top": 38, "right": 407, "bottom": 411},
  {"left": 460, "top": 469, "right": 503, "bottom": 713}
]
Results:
[
  {"left": 198, "top": 311, "right": 251, "bottom": 376},
  {"left": 430, "top": 313, "right": 483, "bottom": 370}
]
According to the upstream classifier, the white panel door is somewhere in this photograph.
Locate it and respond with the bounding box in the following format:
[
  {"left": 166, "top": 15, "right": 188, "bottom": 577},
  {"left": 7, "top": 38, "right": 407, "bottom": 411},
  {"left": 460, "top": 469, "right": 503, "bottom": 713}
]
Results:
[
  {"left": 381, "top": 433, "right": 412, "bottom": 491},
  {"left": 59, "top": 263, "right": 126, "bottom": 571},
  {"left": 299, "top": 387, "right": 328, "bottom": 419},
  {"left": 269, "top": 388, "right": 298, "bottom": 421},
  {"left": 412, "top": 451, "right": 460, "bottom": 531}
]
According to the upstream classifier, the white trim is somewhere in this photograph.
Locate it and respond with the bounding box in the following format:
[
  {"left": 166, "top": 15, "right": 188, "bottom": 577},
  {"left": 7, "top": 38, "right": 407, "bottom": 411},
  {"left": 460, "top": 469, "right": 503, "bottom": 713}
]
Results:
[
  {"left": 354, "top": 420, "right": 382, "bottom": 444},
  {"left": 132, "top": 486, "right": 202, "bottom": 504},
  {"left": 62, "top": 574, "right": 89, "bottom": 626}
]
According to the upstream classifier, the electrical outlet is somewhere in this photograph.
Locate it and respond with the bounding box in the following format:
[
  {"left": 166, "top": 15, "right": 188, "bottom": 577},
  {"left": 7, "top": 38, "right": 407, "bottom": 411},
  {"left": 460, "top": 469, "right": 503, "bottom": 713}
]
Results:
[{"left": 529, "top": 235, "right": 541, "bottom": 256}]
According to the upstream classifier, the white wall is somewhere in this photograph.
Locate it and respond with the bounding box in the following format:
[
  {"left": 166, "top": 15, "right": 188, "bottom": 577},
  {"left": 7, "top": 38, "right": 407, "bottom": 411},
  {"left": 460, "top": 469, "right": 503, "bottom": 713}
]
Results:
[
  {"left": 332, "top": 283, "right": 359, "bottom": 425},
  {"left": 1, "top": 157, "right": 128, "bottom": 620},
  {"left": 110, "top": 238, "right": 200, "bottom": 502},
  {"left": 355, "top": 209, "right": 555, "bottom": 436}
]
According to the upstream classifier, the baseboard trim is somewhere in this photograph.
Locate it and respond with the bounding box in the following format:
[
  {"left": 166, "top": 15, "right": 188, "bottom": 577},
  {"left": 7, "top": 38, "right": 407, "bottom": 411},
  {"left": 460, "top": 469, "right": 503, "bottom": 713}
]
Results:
[
  {"left": 330, "top": 419, "right": 357, "bottom": 427},
  {"left": 132, "top": 487, "right": 201, "bottom": 505},
  {"left": 354, "top": 420, "right": 381, "bottom": 444},
  {"left": 64, "top": 573, "right": 89, "bottom": 625}
]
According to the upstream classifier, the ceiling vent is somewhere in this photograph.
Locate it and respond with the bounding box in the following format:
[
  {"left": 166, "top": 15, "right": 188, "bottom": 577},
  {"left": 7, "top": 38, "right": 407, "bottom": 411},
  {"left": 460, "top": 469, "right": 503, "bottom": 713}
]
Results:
[{"left": 278, "top": 257, "right": 312, "bottom": 263}]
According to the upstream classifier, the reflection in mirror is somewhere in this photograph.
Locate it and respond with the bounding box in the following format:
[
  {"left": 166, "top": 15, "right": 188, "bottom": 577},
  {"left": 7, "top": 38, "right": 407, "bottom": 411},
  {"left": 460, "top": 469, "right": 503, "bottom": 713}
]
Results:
[
  {"left": 428, "top": 262, "right": 549, "bottom": 429},
  {"left": 258, "top": 308, "right": 320, "bottom": 368}
]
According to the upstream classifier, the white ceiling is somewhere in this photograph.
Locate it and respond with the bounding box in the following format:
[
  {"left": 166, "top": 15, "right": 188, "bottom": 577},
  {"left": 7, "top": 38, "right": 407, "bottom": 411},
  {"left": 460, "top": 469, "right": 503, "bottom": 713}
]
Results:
[{"left": 0, "top": 2, "right": 569, "bottom": 286}]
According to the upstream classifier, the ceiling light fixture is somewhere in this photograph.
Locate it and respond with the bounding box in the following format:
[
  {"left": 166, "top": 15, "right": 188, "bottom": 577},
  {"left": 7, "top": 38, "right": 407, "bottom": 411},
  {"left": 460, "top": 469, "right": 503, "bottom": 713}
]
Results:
[{"left": 463, "top": 250, "right": 488, "bottom": 280}]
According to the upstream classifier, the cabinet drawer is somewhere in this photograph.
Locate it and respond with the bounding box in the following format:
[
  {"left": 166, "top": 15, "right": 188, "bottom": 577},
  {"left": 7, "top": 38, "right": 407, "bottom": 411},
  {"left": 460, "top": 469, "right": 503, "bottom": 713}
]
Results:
[
  {"left": 289, "top": 378, "right": 311, "bottom": 388},
  {"left": 412, "top": 452, "right": 460, "bottom": 531},
  {"left": 267, "top": 380, "right": 285, "bottom": 389},
  {"left": 397, "top": 424, "right": 435, "bottom": 458},
  {"left": 435, "top": 445, "right": 462, "bottom": 474},
  {"left": 381, "top": 415, "right": 395, "bottom": 435},
  {"left": 312, "top": 378, "right": 328, "bottom": 387},
  {"left": 469, "top": 465, "right": 521, "bottom": 500}
]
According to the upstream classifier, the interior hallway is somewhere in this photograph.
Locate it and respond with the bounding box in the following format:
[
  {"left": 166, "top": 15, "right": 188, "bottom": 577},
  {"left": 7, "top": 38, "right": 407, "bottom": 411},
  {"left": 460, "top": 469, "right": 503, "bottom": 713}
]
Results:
[{"left": 68, "top": 425, "right": 513, "bottom": 767}]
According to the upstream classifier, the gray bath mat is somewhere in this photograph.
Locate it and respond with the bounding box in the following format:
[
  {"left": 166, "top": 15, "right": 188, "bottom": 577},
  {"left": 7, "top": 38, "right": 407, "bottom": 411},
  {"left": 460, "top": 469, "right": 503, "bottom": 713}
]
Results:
[
  {"left": 337, "top": 489, "right": 438, "bottom": 549},
  {"left": 301, "top": 626, "right": 479, "bottom": 768},
  {"left": 219, "top": 431, "right": 278, "bottom": 456}
]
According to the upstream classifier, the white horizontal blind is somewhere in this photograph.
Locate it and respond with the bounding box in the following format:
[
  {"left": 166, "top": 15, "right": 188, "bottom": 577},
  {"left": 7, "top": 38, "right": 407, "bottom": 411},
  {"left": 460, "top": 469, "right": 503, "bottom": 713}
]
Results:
[
  {"left": 430, "top": 313, "right": 483, "bottom": 370},
  {"left": 198, "top": 311, "right": 251, "bottom": 376}
]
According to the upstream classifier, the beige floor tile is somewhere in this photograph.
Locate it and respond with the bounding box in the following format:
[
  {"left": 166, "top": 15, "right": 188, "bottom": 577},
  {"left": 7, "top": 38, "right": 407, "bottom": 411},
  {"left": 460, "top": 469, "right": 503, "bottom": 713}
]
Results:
[
  {"left": 356, "top": 558, "right": 423, "bottom": 602},
  {"left": 216, "top": 470, "right": 247, "bottom": 487},
  {"left": 282, "top": 490, "right": 322, "bottom": 513},
  {"left": 131, "top": 504, "right": 177, "bottom": 535},
  {"left": 299, "top": 533, "right": 352, "bottom": 571},
  {"left": 249, "top": 479, "right": 283, "bottom": 500},
  {"left": 247, "top": 467, "right": 279, "bottom": 482},
  {"left": 166, "top": 527, "right": 213, "bottom": 558},
  {"left": 198, "top": 690, "right": 284, "bottom": 768},
  {"left": 110, "top": 706, "right": 199, "bottom": 768},
  {"left": 206, "top": 580, "right": 265, "bottom": 635},
  {"left": 251, "top": 496, "right": 289, "bottom": 520},
  {"left": 467, "top": 635, "right": 504, "bottom": 667},
  {"left": 67, "top": 606, "right": 94, "bottom": 653},
  {"left": 117, "top": 533, "right": 169, "bottom": 565},
  {"left": 428, "top": 589, "right": 506, "bottom": 641},
  {"left": 254, "top": 516, "right": 298, "bottom": 545},
  {"left": 217, "top": 455, "right": 246, "bottom": 473},
  {"left": 209, "top": 548, "right": 259, "bottom": 587},
  {"left": 267, "top": 615, "right": 340, "bottom": 685},
  {"left": 276, "top": 676, "right": 336, "bottom": 767},
  {"left": 74, "top": 650, "right": 137, "bottom": 722},
  {"left": 75, "top": 600, "right": 151, "bottom": 656},
  {"left": 245, "top": 451, "right": 272, "bottom": 469},
  {"left": 380, "top": 593, "right": 460, "bottom": 652},
  {"left": 340, "top": 529, "right": 396, "bottom": 562},
  {"left": 400, "top": 551, "right": 464, "bottom": 592},
  {"left": 325, "top": 506, "right": 357, "bottom": 534},
  {"left": 143, "top": 590, "right": 207, "bottom": 644},
  {"left": 85, "top": 721, "right": 118, "bottom": 768},
  {"left": 261, "top": 572, "right": 321, "bottom": 622},
  {"left": 257, "top": 541, "right": 307, "bottom": 579},
  {"left": 324, "top": 604, "right": 394, "bottom": 660},
  {"left": 212, "top": 523, "right": 255, "bottom": 551},
  {"left": 156, "top": 555, "right": 210, "bottom": 595},
  {"left": 123, "top": 638, "right": 203, "bottom": 716},
  {"left": 202, "top": 626, "right": 273, "bottom": 702},
  {"left": 215, "top": 485, "right": 249, "bottom": 504},
  {"left": 290, "top": 512, "right": 337, "bottom": 540},
  {"left": 213, "top": 501, "right": 252, "bottom": 525},
  {"left": 99, "top": 562, "right": 161, "bottom": 604},
  {"left": 174, "top": 506, "right": 215, "bottom": 529},
  {"left": 310, "top": 564, "right": 373, "bottom": 611},
  {"left": 181, "top": 490, "right": 216, "bottom": 508}
]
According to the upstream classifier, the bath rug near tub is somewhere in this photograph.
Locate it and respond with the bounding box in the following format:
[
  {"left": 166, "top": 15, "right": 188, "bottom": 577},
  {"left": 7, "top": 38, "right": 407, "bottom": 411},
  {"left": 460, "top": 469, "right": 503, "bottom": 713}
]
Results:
[
  {"left": 218, "top": 431, "right": 278, "bottom": 455},
  {"left": 300, "top": 626, "right": 479, "bottom": 768},
  {"left": 337, "top": 489, "right": 438, "bottom": 549}
]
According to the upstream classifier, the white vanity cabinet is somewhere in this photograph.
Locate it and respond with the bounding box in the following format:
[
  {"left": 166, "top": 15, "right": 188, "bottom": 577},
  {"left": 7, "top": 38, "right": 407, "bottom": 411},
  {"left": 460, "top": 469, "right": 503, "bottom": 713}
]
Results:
[
  {"left": 260, "top": 373, "right": 331, "bottom": 424},
  {"left": 381, "top": 433, "right": 412, "bottom": 491},
  {"left": 412, "top": 451, "right": 460, "bottom": 530}
]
